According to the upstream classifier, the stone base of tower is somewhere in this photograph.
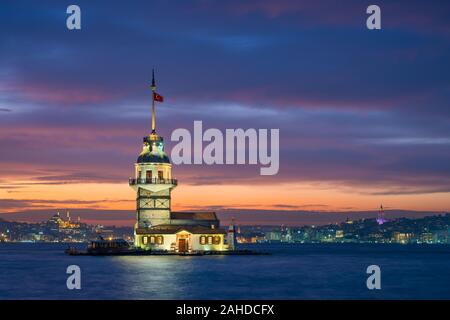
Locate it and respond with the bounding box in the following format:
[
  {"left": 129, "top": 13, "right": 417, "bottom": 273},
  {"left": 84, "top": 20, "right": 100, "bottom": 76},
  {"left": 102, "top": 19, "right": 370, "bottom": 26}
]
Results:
[{"left": 132, "top": 211, "right": 232, "bottom": 252}]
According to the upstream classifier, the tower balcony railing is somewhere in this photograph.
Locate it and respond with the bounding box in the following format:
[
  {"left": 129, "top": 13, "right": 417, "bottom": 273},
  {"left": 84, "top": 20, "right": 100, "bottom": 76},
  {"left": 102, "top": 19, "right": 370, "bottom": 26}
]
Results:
[{"left": 129, "top": 178, "right": 178, "bottom": 186}]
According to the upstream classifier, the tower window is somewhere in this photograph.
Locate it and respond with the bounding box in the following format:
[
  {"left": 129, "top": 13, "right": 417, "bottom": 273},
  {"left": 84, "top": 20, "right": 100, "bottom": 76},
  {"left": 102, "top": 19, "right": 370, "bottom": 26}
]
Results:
[
  {"left": 146, "top": 171, "right": 152, "bottom": 181},
  {"left": 158, "top": 171, "right": 164, "bottom": 180}
]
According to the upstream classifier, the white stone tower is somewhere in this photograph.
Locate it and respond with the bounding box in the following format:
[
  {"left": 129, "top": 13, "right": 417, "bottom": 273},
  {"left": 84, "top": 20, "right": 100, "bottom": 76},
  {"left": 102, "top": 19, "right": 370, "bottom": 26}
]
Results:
[{"left": 129, "top": 70, "right": 177, "bottom": 244}]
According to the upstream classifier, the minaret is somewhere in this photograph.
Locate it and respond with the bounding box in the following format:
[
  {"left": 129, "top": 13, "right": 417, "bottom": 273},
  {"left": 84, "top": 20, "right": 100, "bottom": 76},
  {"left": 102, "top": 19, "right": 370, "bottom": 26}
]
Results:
[{"left": 129, "top": 71, "right": 177, "bottom": 246}]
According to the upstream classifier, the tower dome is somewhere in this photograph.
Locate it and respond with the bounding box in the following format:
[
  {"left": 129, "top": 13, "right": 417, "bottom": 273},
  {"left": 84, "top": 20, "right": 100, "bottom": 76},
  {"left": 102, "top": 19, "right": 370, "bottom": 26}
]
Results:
[{"left": 137, "top": 134, "right": 170, "bottom": 164}]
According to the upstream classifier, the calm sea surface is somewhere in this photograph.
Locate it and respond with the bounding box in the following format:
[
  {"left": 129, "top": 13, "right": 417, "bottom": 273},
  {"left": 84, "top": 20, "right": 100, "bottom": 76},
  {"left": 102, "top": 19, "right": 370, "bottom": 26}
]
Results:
[{"left": 0, "top": 243, "right": 449, "bottom": 300}]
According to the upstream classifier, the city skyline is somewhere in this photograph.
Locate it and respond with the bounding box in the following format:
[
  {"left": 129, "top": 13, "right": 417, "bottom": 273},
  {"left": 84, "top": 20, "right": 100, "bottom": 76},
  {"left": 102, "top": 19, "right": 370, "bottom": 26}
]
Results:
[
  {"left": 2, "top": 209, "right": 449, "bottom": 245},
  {"left": 1, "top": 0, "right": 450, "bottom": 225}
]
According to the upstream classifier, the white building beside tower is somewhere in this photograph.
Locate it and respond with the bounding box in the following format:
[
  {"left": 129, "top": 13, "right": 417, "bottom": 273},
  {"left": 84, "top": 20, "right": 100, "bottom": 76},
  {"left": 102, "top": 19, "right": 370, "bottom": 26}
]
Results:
[{"left": 129, "top": 71, "right": 232, "bottom": 252}]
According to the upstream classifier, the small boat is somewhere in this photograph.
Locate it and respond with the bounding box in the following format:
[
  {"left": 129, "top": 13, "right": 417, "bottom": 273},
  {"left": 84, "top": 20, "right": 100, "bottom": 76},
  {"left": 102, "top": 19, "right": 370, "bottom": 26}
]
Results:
[{"left": 65, "top": 236, "right": 134, "bottom": 255}]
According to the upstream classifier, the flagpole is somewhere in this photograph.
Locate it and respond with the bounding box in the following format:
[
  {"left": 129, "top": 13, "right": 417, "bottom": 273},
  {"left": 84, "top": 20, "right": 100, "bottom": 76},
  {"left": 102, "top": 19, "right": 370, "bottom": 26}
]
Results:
[{"left": 151, "top": 69, "right": 156, "bottom": 133}]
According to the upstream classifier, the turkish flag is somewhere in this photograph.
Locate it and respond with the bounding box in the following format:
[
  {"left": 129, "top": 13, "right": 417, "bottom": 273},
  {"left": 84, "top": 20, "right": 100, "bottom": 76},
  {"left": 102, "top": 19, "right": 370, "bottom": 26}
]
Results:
[{"left": 153, "top": 92, "right": 164, "bottom": 102}]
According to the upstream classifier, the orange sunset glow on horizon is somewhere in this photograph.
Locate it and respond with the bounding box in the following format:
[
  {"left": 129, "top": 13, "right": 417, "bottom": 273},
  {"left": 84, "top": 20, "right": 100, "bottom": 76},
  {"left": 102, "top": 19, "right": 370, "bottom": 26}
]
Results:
[{"left": 1, "top": 177, "right": 449, "bottom": 216}]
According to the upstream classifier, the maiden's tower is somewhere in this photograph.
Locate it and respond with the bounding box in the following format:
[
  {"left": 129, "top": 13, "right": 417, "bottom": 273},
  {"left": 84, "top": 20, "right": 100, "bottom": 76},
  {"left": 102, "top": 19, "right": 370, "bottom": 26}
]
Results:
[{"left": 128, "top": 71, "right": 234, "bottom": 252}]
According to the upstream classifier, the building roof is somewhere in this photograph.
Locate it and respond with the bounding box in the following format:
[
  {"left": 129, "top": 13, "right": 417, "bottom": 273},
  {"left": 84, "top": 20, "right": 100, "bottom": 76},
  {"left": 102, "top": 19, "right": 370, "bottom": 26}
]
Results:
[
  {"left": 135, "top": 224, "right": 226, "bottom": 235},
  {"left": 170, "top": 211, "right": 218, "bottom": 221}
]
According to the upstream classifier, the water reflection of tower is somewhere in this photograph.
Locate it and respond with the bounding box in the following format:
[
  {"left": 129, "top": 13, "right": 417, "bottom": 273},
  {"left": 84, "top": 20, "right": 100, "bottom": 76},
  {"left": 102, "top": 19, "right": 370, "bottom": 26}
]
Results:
[{"left": 376, "top": 205, "right": 387, "bottom": 225}]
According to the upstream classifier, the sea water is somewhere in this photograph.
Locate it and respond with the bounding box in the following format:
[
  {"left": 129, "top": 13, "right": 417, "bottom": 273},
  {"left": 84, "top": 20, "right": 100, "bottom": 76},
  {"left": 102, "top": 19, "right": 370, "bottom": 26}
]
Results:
[{"left": 0, "top": 243, "right": 449, "bottom": 299}]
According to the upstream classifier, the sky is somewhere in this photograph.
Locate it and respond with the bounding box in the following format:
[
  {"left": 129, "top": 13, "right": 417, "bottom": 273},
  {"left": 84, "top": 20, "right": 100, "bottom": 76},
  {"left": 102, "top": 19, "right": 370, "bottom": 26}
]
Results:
[{"left": 0, "top": 0, "right": 449, "bottom": 225}]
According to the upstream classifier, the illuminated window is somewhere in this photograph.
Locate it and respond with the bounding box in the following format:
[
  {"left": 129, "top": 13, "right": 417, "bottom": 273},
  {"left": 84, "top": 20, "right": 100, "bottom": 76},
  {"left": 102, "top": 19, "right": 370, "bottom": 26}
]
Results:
[
  {"left": 200, "top": 236, "right": 206, "bottom": 245},
  {"left": 142, "top": 236, "right": 148, "bottom": 244},
  {"left": 146, "top": 171, "right": 152, "bottom": 181},
  {"left": 157, "top": 236, "right": 164, "bottom": 244},
  {"left": 207, "top": 236, "right": 213, "bottom": 245},
  {"left": 213, "top": 236, "right": 220, "bottom": 245},
  {"left": 150, "top": 236, "right": 155, "bottom": 244},
  {"left": 158, "top": 171, "right": 164, "bottom": 180}
]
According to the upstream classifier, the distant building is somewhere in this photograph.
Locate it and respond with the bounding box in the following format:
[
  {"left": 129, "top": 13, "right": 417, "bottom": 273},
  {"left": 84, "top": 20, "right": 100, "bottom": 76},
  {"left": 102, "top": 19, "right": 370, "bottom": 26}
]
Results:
[
  {"left": 376, "top": 205, "right": 387, "bottom": 225},
  {"left": 433, "top": 229, "right": 449, "bottom": 244},
  {"left": 265, "top": 231, "right": 281, "bottom": 242},
  {"left": 419, "top": 232, "right": 434, "bottom": 244},
  {"left": 47, "top": 211, "right": 80, "bottom": 230},
  {"left": 368, "top": 233, "right": 384, "bottom": 242},
  {"left": 392, "top": 232, "right": 414, "bottom": 244}
]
